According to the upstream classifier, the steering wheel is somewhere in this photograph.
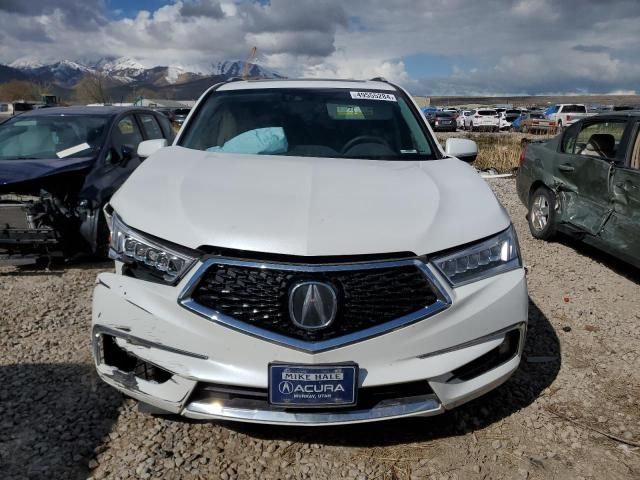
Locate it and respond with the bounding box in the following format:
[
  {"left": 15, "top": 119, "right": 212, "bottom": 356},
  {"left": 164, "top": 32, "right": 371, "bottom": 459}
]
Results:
[{"left": 340, "top": 135, "right": 389, "bottom": 154}]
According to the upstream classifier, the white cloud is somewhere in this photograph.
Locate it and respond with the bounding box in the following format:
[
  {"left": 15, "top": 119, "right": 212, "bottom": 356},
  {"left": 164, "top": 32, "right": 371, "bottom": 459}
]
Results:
[{"left": 0, "top": 0, "right": 638, "bottom": 95}]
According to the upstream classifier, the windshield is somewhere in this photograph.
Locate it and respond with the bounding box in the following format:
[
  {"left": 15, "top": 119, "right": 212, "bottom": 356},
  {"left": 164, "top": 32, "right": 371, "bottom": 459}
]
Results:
[
  {"left": 0, "top": 114, "right": 109, "bottom": 160},
  {"left": 179, "top": 88, "right": 436, "bottom": 160}
]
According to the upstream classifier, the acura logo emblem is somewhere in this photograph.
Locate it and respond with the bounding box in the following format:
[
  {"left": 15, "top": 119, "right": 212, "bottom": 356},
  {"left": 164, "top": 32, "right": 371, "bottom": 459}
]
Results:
[{"left": 289, "top": 281, "right": 338, "bottom": 331}]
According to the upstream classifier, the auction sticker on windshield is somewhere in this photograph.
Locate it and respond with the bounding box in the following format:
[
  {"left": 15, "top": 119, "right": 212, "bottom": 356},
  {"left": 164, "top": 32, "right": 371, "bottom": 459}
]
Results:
[
  {"left": 350, "top": 91, "right": 396, "bottom": 102},
  {"left": 269, "top": 364, "right": 358, "bottom": 407}
]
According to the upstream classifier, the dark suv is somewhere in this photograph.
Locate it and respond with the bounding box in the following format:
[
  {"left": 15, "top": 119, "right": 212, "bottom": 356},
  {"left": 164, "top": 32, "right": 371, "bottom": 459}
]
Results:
[{"left": 0, "top": 106, "right": 174, "bottom": 263}]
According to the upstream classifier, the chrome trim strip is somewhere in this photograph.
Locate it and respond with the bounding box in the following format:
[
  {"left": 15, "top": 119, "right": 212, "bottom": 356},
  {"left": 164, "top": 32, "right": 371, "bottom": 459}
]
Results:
[
  {"left": 183, "top": 395, "right": 443, "bottom": 425},
  {"left": 416, "top": 322, "right": 527, "bottom": 359},
  {"left": 177, "top": 257, "right": 452, "bottom": 353},
  {"left": 92, "top": 325, "right": 209, "bottom": 361}
]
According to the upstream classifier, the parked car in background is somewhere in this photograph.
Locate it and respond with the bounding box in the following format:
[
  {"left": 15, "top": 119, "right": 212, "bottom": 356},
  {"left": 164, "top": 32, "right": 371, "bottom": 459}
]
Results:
[
  {"left": 0, "top": 107, "right": 174, "bottom": 263},
  {"left": 428, "top": 111, "right": 457, "bottom": 131},
  {"left": 517, "top": 112, "right": 640, "bottom": 267},
  {"left": 544, "top": 104, "right": 593, "bottom": 130},
  {"left": 0, "top": 101, "right": 38, "bottom": 122},
  {"left": 170, "top": 108, "right": 191, "bottom": 126},
  {"left": 499, "top": 109, "right": 522, "bottom": 130},
  {"left": 469, "top": 109, "right": 500, "bottom": 132},
  {"left": 457, "top": 110, "right": 472, "bottom": 129},
  {"left": 93, "top": 78, "right": 527, "bottom": 426},
  {"left": 512, "top": 112, "right": 556, "bottom": 133}
]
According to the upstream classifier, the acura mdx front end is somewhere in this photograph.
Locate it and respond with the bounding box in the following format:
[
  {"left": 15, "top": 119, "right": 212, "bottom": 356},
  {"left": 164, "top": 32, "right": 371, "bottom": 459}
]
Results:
[{"left": 92, "top": 79, "right": 528, "bottom": 425}]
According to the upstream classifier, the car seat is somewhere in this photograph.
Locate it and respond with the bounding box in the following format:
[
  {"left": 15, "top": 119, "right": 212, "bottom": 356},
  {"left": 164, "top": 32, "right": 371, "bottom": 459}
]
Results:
[{"left": 580, "top": 133, "right": 615, "bottom": 159}]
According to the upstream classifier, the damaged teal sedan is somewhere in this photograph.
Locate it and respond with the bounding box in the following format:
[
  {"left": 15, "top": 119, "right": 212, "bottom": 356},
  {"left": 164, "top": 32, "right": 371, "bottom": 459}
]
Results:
[{"left": 517, "top": 111, "right": 640, "bottom": 267}]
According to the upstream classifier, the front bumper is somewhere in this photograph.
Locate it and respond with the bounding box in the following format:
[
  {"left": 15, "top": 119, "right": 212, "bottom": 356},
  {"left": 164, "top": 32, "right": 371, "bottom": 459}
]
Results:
[{"left": 92, "top": 264, "right": 528, "bottom": 426}]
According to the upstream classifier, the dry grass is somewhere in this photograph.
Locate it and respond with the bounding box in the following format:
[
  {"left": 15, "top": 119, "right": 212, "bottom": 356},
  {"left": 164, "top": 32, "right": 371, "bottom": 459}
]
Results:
[{"left": 436, "top": 131, "right": 557, "bottom": 173}]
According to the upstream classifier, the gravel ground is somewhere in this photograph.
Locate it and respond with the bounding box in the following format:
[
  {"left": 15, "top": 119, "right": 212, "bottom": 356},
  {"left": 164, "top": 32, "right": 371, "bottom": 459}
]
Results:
[{"left": 1, "top": 178, "right": 639, "bottom": 480}]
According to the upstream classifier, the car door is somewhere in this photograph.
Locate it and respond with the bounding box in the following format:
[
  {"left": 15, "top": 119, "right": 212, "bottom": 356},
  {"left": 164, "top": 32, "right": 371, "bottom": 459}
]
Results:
[
  {"left": 602, "top": 120, "right": 640, "bottom": 264},
  {"left": 554, "top": 118, "right": 629, "bottom": 235}
]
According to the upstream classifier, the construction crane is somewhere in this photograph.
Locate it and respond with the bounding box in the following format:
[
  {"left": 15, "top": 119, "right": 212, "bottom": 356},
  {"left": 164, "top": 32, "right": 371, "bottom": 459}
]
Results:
[{"left": 241, "top": 46, "right": 257, "bottom": 80}]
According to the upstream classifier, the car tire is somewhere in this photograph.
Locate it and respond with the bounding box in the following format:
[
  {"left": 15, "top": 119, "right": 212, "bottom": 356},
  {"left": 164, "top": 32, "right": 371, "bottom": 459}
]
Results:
[
  {"left": 470, "top": 123, "right": 475, "bottom": 132},
  {"left": 528, "top": 186, "right": 557, "bottom": 240},
  {"left": 556, "top": 121, "right": 563, "bottom": 132}
]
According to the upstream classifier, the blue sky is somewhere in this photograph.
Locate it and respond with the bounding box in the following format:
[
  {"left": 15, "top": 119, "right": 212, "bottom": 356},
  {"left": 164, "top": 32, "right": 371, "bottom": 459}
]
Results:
[
  {"left": 107, "top": 0, "right": 172, "bottom": 18},
  {"left": 0, "top": 0, "right": 638, "bottom": 95}
]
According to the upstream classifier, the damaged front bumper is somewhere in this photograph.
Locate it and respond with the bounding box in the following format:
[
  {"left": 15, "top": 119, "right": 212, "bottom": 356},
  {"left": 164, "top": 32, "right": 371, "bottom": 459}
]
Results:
[{"left": 91, "top": 266, "right": 528, "bottom": 426}]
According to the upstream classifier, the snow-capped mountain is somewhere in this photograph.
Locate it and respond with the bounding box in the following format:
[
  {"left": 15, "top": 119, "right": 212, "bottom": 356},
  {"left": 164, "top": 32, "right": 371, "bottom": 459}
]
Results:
[
  {"left": 20, "top": 60, "right": 94, "bottom": 88},
  {"left": 213, "top": 60, "right": 284, "bottom": 79},
  {"left": 5, "top": 56, "right": 282, "bottom": 89}
]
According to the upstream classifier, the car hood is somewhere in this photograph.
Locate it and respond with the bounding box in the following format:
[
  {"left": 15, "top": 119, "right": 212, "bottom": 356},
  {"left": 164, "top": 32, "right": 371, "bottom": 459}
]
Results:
[
  {"left": 111, "top": 146, "right": 510, "bottom": 256},
  {"left": 0, "top": 157, "right": 95, "bottom": 186}
]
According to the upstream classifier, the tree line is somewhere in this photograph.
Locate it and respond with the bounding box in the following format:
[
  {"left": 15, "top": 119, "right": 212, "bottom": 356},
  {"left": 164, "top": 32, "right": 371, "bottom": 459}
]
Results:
[{"left": 0, "top": 73, "right": 157, "bottom": 104}]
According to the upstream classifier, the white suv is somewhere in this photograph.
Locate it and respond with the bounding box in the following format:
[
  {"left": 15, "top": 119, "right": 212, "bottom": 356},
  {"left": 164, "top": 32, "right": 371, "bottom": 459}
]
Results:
[
  {"left": 469, "top": 109, "right": 500, "bottom": 132},
  {"left": 92, "top": 79, "right": 527, "bottom": 426}
]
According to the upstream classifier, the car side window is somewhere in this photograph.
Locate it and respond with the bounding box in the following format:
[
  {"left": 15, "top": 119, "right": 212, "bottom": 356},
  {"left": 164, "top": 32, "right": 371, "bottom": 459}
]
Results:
[
  {"left": 111, "top": 115, "right": 144, "bottom": 158},
  {"left": 573, "top": 120, "right": 627, "bottom": 160},
  {"left": 561, "top": 124, "right": 579, "bottom": 154},
  {"left": 139, "top": 114, "right": 164, "bottom": 140},
  {"left": 113, "top": 116, "right": 143, "bottom": 147}
]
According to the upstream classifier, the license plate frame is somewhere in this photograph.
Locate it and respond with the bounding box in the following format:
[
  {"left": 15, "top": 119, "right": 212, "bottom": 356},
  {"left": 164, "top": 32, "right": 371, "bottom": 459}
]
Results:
[{"left": 268, "top": 363, "right": 358, "bottom": 408}]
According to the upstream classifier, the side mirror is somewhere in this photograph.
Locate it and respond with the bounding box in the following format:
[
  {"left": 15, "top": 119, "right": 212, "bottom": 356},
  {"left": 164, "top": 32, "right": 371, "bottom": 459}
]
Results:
[
  {"left": 445, "top": 138, "right": 478, "bottom": 163},
  {"left": 137, "top": 138, "right": 168, "bottom": 159}
]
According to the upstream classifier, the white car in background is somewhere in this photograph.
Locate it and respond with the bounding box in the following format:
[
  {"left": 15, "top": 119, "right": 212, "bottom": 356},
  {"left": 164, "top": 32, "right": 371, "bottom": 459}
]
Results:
[
  {"left": 544, "top": 104, "right": 593, "bottom": 130},
  {"left": 469, "top": 109, "right": 501, "bottom": 132},
  {"left": 92, "top": 79, "right": 527, "bottom": 426},
  {"left": 457, "top": 110, "right": 472, "bottom": 129}
]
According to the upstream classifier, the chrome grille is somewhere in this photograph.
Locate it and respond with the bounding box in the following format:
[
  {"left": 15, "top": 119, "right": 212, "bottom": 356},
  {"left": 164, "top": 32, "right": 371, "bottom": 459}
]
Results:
[{"left": 179, "top": 258, "right": 451, "bottom": 352}]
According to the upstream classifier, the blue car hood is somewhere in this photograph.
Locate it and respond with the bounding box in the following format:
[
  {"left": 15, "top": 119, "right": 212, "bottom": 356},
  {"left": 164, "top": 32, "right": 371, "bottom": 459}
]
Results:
[{"left": 0, "top": 156, "right": 95, "bottom": 186}]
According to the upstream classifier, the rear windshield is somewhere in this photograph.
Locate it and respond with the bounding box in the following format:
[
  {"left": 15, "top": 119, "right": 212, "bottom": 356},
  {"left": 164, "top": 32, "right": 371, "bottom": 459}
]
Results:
[
  {"left": 179, "top": 88, "right": 437, "bottom": 160},
  {"left": 478, "top": 110, "right": 497, "bottom": 116},
  {"left": 435, "top": 112, "right": 453, "bottom": 117},
  {"left": 562, "top": 104, "right": 587, "bottom": 113},
  {"left": 530, "top": 113, "right": 545, "bottom": 119},
  {"left": 506, "top": 110, "right": 520, "bottom": 115}
]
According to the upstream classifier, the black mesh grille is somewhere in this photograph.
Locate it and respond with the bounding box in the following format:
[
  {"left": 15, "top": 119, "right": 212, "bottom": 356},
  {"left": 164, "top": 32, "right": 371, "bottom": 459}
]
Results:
[{"left": 190, "top": 262, "right": 438, "bottom": 342}]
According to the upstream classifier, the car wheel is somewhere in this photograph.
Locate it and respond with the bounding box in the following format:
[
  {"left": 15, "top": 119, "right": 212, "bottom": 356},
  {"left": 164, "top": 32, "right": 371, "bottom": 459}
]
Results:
[
  {"left": 470, "top": 123, "right": 475, "bottom": 132},
  {"left": 556, "top": 121, "right": 563, "bottom": 132},
  {"left": 528, "top": 187, "right": 557, "bottom": 240}
]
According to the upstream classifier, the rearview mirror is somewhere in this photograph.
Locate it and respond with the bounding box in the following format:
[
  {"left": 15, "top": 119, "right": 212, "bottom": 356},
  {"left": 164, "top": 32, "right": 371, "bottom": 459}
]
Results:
[
  {"left": 137, "top": 138, "right": 168, "bottom": 159},
  {"left": 445, "top": 138, "right": 478, "bottom": 163}
]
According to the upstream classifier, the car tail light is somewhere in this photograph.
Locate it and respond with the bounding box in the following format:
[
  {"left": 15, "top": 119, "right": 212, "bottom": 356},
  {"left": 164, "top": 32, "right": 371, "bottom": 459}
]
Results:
[
  {"left": 566, "top": 115, "right": 572, "bottom": 121},
  {"left": 519, "top": 144, "right": 527, "bottom": 166}
]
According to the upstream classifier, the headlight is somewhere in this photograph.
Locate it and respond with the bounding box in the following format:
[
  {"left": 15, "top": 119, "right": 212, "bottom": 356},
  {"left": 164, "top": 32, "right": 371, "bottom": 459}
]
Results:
[
  {"left": 109, "top": 213, "right": 198, "bottom": 284},
  {"left": 433, "top": 225, "right": 521, "bottom": 287}
]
